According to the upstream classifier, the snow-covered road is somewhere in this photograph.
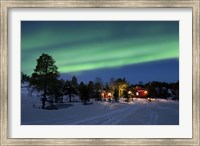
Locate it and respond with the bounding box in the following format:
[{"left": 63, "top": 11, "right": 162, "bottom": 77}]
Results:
[
  {"left": 69, "top": 102, "right": 178, "bottom": 125},
  {"left": 71, "top": 104, "right": 138, "bottom": 125},
  {"left": 21, "top": 88, "right": 179, "bottom": 125}
]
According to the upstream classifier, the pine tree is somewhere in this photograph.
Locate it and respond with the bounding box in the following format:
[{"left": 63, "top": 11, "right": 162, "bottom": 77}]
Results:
[
  {"left": 65, "top": 76, "right": 78, "bottom": 102},
  {"left": 78, "top": 82, "right": 89, "bottom": 105},
  {"left": 94, "top": 77, "right": 103, "bottom": 101},
  {"left": 71, "top": 75, "right": 78, "bottom": 97},
  {"left": 87, "top": 81, "right": 94, "bottom": 99},
  {"left": 113, "top": 87, "right": 119, "bottom": 102},
  {"left": 21, "top": 72, "right": 30, "bottom": 84},
  {"left": 65, "top": 80, "right": 73, "bottom": 102},
  {"left": 123, "top": 90, "right": 129, "bottom": 102},
  {"left": 48, "top": 79, "right": 65, "bottom": 103},
  {"left": 29, "top": 53, "right": 59, "bottom": 109}
]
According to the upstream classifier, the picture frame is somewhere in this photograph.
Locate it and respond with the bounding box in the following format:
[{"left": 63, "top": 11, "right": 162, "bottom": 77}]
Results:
[{"left": 0, "top": 0, "right": 199, "bottom": 145}]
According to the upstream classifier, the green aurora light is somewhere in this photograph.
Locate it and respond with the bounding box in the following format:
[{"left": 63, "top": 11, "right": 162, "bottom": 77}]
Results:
[{"left": 21, "top": 21, "right": 179, "bottom": 75}]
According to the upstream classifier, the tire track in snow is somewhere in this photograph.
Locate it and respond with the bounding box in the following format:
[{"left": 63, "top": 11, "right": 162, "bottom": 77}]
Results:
[
  {"left": 71, "top": 105, "right": 138, "bottom": 125},
  {"left": 101, "top": 104, "right": 141, "bottom": 125},
  {"left": 146, "top": 104, "right": 159, "bottom": 125}
]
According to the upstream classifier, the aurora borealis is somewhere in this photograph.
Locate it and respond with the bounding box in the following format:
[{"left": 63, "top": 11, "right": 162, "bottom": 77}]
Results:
[{"left": 21, "top": 21, "right": 179, "bottom": 83}]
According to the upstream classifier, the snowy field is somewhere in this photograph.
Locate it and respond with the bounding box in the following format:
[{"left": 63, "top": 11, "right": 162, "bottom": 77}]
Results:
[{"left": 21, "top": 88, "right": 179, "bottom": 125}]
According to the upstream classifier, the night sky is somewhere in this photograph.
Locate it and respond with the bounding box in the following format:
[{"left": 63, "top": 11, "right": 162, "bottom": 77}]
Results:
[{"left": 21, "top": 21, "right": 179, "bottom": 84}]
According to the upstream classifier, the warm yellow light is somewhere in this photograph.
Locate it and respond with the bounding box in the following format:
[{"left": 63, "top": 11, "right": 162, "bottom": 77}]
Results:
[
  {"left": 128, "top": 91, "right": 132, "bottom": 94},
  {"left": 108, "top": 93, "right": 111, "bottom": 96},
  {"left": 144, "top": 91, "right": 148, "bottom": 94}
]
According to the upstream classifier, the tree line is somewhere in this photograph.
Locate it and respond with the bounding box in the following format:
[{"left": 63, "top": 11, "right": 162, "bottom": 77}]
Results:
[{"left": 21, "top": 53, "right": 179, "bottom": 110}]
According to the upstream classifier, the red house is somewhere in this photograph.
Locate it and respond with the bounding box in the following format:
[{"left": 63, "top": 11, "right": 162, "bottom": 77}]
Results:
[
  {"left": 135, "top": 86, "right": 148, "bottom": 98},
  {"left": 101, "top": 91, "right": 112, "bottom": 99}
]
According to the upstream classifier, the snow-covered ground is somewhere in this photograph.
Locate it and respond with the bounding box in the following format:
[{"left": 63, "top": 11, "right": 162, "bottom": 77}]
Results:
[{"left": 21, "top": 87, "right": 179, "bottom": 125}]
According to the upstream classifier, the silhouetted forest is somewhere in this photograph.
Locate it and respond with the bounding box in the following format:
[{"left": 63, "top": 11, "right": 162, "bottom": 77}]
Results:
[{"left": 21, "top": 53, "right": 179, "bottom": 110}]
